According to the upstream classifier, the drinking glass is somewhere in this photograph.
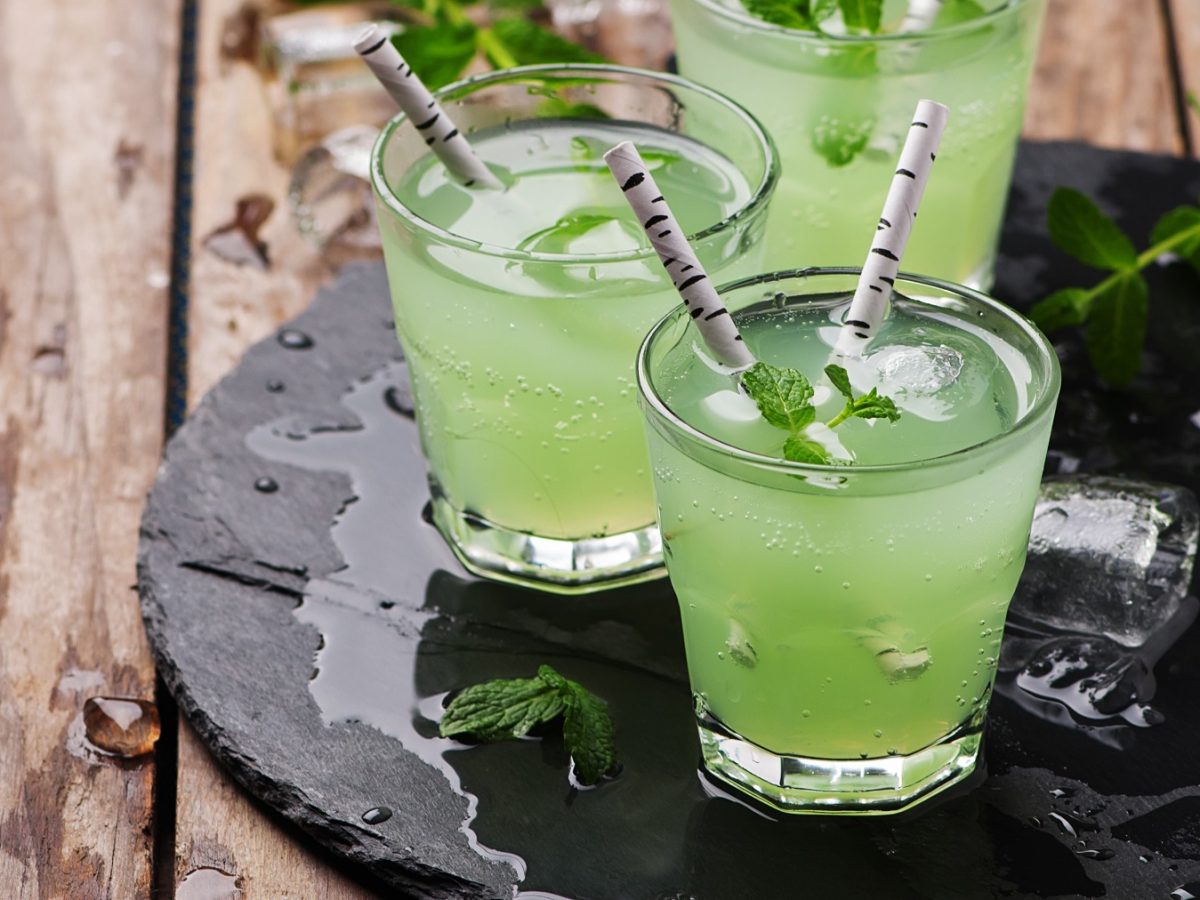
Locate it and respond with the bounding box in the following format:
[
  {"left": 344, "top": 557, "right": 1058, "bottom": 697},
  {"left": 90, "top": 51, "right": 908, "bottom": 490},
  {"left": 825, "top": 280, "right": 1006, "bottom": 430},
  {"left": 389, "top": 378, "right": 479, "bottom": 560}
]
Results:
[
  {"left": 370, "top": 65, "right": 778, "bottom": 592},
  {"left": 670, "top": 0, "right": 1046, "bottom": 287},
  {"left": 637, "top": 268, "right": 1060, "bottom": 812}
]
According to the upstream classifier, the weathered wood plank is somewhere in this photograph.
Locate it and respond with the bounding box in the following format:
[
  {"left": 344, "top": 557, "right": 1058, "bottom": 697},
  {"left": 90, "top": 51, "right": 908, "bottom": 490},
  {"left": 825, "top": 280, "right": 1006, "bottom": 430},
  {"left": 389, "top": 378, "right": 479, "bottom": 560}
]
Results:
[
  {"left": 1024, "top": 0, "right": 1183, "bottom": 154},
  {"left": 0, "top": 1, "right": 179, "bottom": 897},
  {"left": 175, "top": 0, "right": 373, "bottom": 894},
  {"left": 1168, "top": 0, "right": 1200, "bottom": 157}
]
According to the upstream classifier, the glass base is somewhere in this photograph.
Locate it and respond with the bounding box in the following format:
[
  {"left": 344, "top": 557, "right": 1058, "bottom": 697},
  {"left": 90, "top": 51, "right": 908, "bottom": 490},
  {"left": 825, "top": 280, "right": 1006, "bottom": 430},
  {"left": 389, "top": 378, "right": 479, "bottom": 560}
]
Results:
[
  {"left": 697, "top": 714, "right": 982, "bottom": 815},
  {"left": 429, "top": 491, "right": 666, "bottom": 594}
]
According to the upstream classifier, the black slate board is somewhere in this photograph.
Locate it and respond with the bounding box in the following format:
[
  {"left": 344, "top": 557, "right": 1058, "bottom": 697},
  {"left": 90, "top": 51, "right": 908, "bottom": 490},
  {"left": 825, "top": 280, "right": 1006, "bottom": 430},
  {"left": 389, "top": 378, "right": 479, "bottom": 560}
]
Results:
[{"left": 139, "top": 141, "right": 1200, "bottom": 899}]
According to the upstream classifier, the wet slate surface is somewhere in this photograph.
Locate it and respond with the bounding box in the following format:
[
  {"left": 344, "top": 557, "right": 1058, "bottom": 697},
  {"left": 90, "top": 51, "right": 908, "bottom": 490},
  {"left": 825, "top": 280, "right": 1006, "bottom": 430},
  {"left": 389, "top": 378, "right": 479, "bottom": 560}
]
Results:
[{"left": 139, "top": 141, "right": 1200, "bottom": 899}]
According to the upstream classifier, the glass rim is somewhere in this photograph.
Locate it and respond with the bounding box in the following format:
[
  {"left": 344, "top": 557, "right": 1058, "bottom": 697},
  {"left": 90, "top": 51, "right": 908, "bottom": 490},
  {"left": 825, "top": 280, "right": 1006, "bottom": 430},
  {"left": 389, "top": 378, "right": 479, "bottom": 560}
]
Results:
[
  {"left": 636, "top": 266, "right": 1062, "bottom": 477},
  {"left": 369, "top": 63, "right": 779, "bottom": 264},
  {"left": 680, "top": 0, "right": 1032, "bottom": 43}
]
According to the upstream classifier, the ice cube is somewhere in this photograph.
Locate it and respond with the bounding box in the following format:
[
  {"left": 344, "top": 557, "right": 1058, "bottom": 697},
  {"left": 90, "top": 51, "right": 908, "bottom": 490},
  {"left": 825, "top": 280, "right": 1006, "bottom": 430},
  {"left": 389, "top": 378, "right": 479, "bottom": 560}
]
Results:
[
  {"left": 854, "top": 617, "right": 932, "bottom": 682},
  {"left": 701, "top": 389, "right": 762, "bottom": 424},
  {"left": 1010, "top": 476, "right": 1199, "bottom": 647},
  {"left": 876, "top": 345, "right": 964, "bottom": 395}
]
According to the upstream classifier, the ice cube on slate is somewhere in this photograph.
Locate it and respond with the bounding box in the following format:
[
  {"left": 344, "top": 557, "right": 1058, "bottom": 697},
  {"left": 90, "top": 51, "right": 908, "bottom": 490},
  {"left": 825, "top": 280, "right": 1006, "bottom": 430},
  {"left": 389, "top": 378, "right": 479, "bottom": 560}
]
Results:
[{"left": 1010, "top": 476, "right": 1199, "bottom": 647}]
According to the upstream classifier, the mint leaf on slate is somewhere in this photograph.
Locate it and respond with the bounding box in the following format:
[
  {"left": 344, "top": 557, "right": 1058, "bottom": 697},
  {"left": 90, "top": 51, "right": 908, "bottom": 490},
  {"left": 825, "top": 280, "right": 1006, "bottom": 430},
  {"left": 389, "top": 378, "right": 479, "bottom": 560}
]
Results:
[
  {"left": 391, "top": 25, "right": 478, "bottom": 90},
  {"left": 1047, "top": 187, "right": 1138, "bottom": 271},
  {"left": 1029, "top": 286, "right": 1090, "bottom": 334},
  {"left": 488, "top": 18, "right": 604, "bottom": 65},
  {"left": 838, "top": 0, "right": 882, "bottom": 32},
  {"left": 741, "top": 362, "right": 816, "bottom": 432},
  {"left": 562, "top": 681, "right": 617, "bottom": 785},
  {"left": 1151, "top": 205, "right": 1200, "bottom": 270},
  {"left": 932, "top": 0, "right": 986, "bottom": 27},
  {"left": 784, "top": 434, "right": 831, "bottom": 465},
  {"left": 1085, "top": 270, "right": 1148, "bottom": 387},
  {"left": 439, "top": 671, "right": 566, "bottom": 740},
  {"left": 439, "top": 665, "right": 617, "bottom": 786}
]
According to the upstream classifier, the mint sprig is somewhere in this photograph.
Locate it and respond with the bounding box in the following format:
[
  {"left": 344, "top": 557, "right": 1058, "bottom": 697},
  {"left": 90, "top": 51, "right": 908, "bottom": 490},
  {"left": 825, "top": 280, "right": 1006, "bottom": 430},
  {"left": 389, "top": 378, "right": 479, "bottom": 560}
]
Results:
[
  {"left": 740, "top": 361, "right": 901, "bottom": 464},
  {"left": 439, "top": 664, "right": 617, "bottom": 785},
  {"left": 1029, "top": 187, "right": 1200, "bottom": 386}
]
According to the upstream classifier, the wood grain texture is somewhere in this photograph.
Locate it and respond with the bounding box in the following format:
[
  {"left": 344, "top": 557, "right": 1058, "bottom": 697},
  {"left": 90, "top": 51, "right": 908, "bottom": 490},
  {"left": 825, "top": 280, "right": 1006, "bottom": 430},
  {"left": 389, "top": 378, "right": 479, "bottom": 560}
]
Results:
[
  {"left": 0, "top": 1, "right": 178, "bottom": 897},
  {"left": 175, "top": 0, "right": 372, "bottom": 894},
  {"left": 1024, "top": 0, "right": 1183, "bottom": 154},
  {"left": 1169, "top": 0, "right": 1200, "bottom": 157}
]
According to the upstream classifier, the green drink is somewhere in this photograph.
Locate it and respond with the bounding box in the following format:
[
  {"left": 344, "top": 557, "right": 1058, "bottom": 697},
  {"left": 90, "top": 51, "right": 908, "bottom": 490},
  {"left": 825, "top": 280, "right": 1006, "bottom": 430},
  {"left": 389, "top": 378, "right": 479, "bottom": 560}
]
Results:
[
  {"left": 669, "top": 0, "right": 1046, "bottom": 285},
  {"left": 370, "top": 66, "right": 777, "bottom": 591},
  {"left": 638, "top": 269, "right": 1059, "bottom": 812}
]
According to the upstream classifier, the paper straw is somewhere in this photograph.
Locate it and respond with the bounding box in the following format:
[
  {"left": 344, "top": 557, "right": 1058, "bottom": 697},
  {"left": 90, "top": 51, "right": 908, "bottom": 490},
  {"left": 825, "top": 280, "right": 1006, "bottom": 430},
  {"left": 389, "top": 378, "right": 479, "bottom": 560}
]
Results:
[
  {"left": 354, "top": 25, "right": 501, "bottom": 190},
  {"left": 835, "top": 100, "right": 949, "bottom": 355},
  {"left": 604, "top": 141, "right": 756, "bottom": 371}
]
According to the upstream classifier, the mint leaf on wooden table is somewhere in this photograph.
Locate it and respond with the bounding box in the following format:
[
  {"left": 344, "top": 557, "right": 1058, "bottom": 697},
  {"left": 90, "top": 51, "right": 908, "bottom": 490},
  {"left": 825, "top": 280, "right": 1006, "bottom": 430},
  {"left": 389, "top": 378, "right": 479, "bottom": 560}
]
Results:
[
  {"left": 1031, "top": 188, "right": 1200, "bottom": 386},
  {"left": 439, "top": 665, "right": 618, "bottom": 785},
  {"left": 1046, "top": 187, "right": 1138, "bottom": 271}
]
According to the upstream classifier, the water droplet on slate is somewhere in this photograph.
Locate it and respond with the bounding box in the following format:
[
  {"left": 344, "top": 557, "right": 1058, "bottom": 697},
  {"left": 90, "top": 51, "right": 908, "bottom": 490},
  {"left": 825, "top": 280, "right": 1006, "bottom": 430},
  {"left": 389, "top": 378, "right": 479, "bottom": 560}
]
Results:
[
  {"left": 362, "top": 806, "right": 393, "bottom": 825},
  {"left": 254, "top": 477, "right": 278, "bottom": 493},
  {"left": 266, "top": 379, "right": 285, "bottom": 393},
  {"left": 379, "top": 600, "right": 396, "bottom": 610},
  {"left": 83, "top": 697, "right": 160, "bottom": 757},
  {"left": 176, "top": 866, "right": 243, "bottom": 900},
  {"left": 277, "top": 328, "right": 314, "bottom": 350},
  {"left": 1076, "top": 848, "right": 1114, "bottom": 860},
  {"left": 383, "top": 384, "right": 414, "bottom": 417}
]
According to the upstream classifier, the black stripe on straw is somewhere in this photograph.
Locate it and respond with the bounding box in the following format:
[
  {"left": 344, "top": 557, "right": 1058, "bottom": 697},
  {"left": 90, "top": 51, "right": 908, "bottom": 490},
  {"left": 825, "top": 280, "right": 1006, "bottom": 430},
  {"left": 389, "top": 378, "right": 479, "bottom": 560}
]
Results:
[
  {"left": 880, "top": 276, "right": 894, "bottom": 285},
  {"left": 660, "top": 256, "right": 677, "bottom": 267},
  {"left": 678, "top": 274, "right": 706, "bottom": 291},
  {"left": 704, "top": 309, "right": 729, "bottom": 321},
  {"left": 416, "top": 114, "right": 439, "bottom": 130},
  {"left": 361, "top": 36, "right": 387, "bottom": 54},
  {"left": 912, "top": 121, "right": 928, "bottom": 128},
  {"left": 397, "top": 63, "right": 408, "bottom": 74},
  {"left": 426, "top": 100, "right": 435, "bottom": 108},
  {"left": 896, "top": 168, "right": 916, "bottom": 179},
  {"left": 872, "top": 248, "right": 900, "bottom": 261},
  {"left": 690, "top": 308, "right": 705, "bottom": 318},
  {"left": 644, "top": 214, "right": 669, "bottom": 229},
  {"left": 443, "top": 129, "right": 459, "bottom": 141},
  {"left": 657, "top": 229, "right": 672, "bottom": 238},
  {"left": 621, "top": 173, "right": 645, "bottom": 192},
  {"left": 845, "top": 319, "right": 870, "bottom": 328},
  {"left": 425, "top": 137, "right": 436, "bottom": 146},
  {"left": 879, "top": 217, "right": 891, "bottom": 227},
  {"left": 680, "top": 264, "right": 693, "bottom": 272},
  {"left": 869, "top": 285, "right": 882, "bottom": 293},
  {"left": 463, "top": 179, "right": 476, "bottom": 187},
  {"left": 651, "top": 195, "right": 664, "bottom": 203},
  {"left": 855, "top": 332, "right": 869, "bottom": 338},
  {"left": 734, "top": 335, "right": 744, "bottom": 341},
  {"left": 930, "top": 152, "right": 937, "bottom": 161}
]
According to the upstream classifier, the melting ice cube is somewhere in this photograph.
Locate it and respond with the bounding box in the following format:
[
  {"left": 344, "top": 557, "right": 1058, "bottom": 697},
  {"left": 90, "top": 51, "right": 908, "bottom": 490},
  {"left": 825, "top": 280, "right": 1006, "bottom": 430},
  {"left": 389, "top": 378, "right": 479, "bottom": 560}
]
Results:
[
  {"left": 701, "top": 389, "right": 761, "bottom": 424},
  {"left": 876, "top": 345, "right": 964, "bottom": 395},
  {"left": 1011, "top": 476, "right": 1199, "bottom": 647}
]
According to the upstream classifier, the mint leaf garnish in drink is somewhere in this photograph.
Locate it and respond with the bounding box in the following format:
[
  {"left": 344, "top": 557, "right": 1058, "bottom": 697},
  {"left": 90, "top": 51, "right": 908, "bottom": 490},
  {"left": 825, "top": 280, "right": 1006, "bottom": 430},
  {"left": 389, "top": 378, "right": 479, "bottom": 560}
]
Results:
[
  {"left": 742, "top": 0, "right": 836, "bottom": 29},
  {"left": 824, "top": 363, "right": 900, "bottom": 426},
  {"left": 1030, "top": 187, "right": 1200, "bottom": 385},
  {"left": 838, "top": 0, "right": 882, "bottom": 33},
  {"left": 439, "top": 664, "right": 618, "bottom": 784},
  {"left": 932, "top": 0, "right": 987, "bottom": 27},
  {"left": 740, "top": 361, "right": 901, "bottom": 464}
]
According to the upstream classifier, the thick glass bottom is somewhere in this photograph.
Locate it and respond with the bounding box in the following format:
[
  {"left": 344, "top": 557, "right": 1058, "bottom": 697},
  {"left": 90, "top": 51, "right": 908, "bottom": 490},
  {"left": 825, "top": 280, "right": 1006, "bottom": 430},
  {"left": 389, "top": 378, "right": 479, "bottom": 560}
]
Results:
[
  {"left": 429, "top": 488, "right": 666, "bottom": 594},
  {"left": 697, "top": 713, "right": 982, "bottom": 815}
]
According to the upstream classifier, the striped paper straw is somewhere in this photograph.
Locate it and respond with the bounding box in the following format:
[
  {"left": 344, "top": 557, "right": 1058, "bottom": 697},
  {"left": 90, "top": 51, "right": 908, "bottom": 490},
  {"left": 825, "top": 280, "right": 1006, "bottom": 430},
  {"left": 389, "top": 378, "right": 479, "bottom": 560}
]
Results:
[
  {"left": 835, "top": 99, "right": 949, "bottom": 356},
  {"left": 604, "top": 141, "right": 756, "bottom": 371},
  {"left": 354, "top": 25, "right": 501, "bottom": 190}
]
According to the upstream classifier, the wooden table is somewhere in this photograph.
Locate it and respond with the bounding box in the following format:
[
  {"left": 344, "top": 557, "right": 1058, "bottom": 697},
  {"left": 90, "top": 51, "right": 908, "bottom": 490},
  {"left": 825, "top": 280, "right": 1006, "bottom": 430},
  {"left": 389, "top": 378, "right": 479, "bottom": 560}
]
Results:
[{"left": 0, "top": 1, "right": 1196, "bottom": 895}]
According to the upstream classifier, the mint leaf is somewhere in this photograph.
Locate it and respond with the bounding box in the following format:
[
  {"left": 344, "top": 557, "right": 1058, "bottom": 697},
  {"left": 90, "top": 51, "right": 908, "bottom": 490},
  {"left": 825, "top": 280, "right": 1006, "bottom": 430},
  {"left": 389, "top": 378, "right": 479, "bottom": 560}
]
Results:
[
  {"left": 1029, "top": 287, "right": 1089, "bottom": 334},
  {"left": 812, "top": 116, "right": 874, "bottom": 168},
  {"left": 741, "top": 362, "right": 816, "bottom": 432},
  {"left": 784, "top": 434, "right": 831, "bottom": 465},
  {"left": 562, "top": 681, "right": 616, "bottom": 785},
  {"left": 488, "top": 18, "right": 603, "bottom": 65},
  {"left": 838, "top": 0, "right": 882, "bottom": 32},
  {"left": 1047, "top": 187, "right": 1138, "bottom": 271},
  {"left": 440, "top": 673, "right": 565, "bottom": 740},
  {"left": 743, "top": 0, "right": 817, "bottom": 28},
  {"left": 391, "top": 25, "right": 477, "bottom": 91},
  {"left": 824, "top": 364, "right": 854, "bottom": 402},
  {"left": 811, "top": 0, "right": 839, "bottom": 21},
  {"left": 1151, "top": 205, "right": 1200, "bottom": 270},
  {"left": 1085, "top": 271, "right": 1148, "bottom": 387},
  {"left": 932, "top": 0, "right": 986, "bottom": 27}
]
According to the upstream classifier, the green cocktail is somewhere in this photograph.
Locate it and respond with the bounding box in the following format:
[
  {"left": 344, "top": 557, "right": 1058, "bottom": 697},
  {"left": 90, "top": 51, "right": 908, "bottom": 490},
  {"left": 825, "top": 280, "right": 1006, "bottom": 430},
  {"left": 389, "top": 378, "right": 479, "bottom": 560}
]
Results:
[
  {"left": 669, "top": 0, "right": 1046, "bottom": 285},
  {"left": 370, "top": 65, "right": 777, "bottom": 591},
  {"left": 637, "top": 269, "right": 1059, "bottom": 812}
]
